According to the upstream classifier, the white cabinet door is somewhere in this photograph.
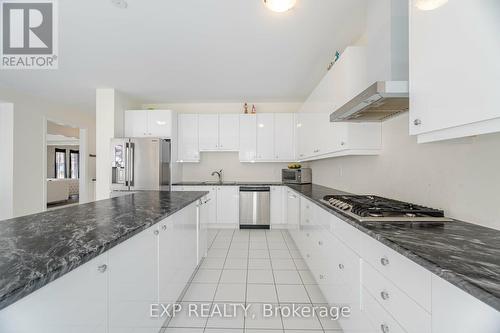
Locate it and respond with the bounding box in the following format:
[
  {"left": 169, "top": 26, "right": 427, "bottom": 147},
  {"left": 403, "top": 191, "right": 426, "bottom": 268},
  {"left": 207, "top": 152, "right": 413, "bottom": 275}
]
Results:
[
  {"left": 270, "top": 186, "right": 285, "bottom": 226},
  {"left": 239, "top": 115, "right": 257, "bottom": 162},
  {"left": 409, "top": 0, "right": 500, "bottom": 140},
  {"left": 198, "top": 114, "right": 219, "bottom": 151},
  {"left": 431, "top": 275, "right": 500, "bottom": 333},
  {"left": 219, "top": 114, "right": 240, "bottom": 151},
  {"left": 147, "top": 110, "right": 173, "bottom": 137},
  {"left": 0, "top": 255, "right": 108, "bottom": 333},
  {"left": 274, "top": 113, "right": 295, "bottom": 161},
  {"left": 158, "top": 216, "right": 178, "bottom": 304},
  {"left": 256, "top": 113, "right": 275, "bottom": 161},
  {"left": 124, "top": 110, "right": 148, "bottom": 137},
  {"left": 286, "top": 190, "right": 300, "bottom": 229},
  {"left": 178, "top": 114, "right": 199, "bottom": 162},
  {"left": 107, "top": 225, "right": 160, "bottom": 332},
  {"left": 216, "top": 186, "right": 239, "bottom": 226}
]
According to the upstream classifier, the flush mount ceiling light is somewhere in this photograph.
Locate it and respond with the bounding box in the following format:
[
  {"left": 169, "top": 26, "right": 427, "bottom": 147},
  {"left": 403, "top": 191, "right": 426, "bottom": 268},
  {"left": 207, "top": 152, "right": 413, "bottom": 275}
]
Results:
[
  {"left": 111, "top": 0, "right": 128, "bottom": 9},
  {"left": 414, "top": 0, "right": 448, "bottom": 11},
  {"left": 263, "top": 0, "right": 297, "bottom": 13}
]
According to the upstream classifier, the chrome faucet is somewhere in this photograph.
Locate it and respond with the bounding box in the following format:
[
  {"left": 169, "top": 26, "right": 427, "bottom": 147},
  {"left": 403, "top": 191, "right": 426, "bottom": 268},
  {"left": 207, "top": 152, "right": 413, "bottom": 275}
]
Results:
[{"left": 211, "top": 169, "right": 223, "bottom": 183}]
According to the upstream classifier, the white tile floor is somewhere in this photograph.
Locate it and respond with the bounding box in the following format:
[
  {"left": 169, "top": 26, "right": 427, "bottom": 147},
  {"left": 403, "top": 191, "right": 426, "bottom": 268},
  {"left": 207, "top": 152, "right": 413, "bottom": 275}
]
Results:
[{"left": 161, "top": 229, "right": 343, "bottom": 333}]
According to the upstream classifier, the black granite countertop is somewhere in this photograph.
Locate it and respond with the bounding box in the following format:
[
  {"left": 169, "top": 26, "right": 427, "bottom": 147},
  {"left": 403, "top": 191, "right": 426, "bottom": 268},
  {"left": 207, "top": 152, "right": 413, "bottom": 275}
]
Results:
[
  {"left": 173, "top": 181, "right": 285, "bottom": 186},
  {"left": 287, "top": 184, "right": 500, "bottom": 311},
  {"left": 0, "top": 190, "right": 207, "bottom": 311}
]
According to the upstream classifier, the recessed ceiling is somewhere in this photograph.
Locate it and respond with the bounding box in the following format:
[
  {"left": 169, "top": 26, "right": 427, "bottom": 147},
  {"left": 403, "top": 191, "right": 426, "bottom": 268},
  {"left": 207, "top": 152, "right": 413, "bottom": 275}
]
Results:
[{"left": 0, "top": 0, "right": 367, "bottom": 111}]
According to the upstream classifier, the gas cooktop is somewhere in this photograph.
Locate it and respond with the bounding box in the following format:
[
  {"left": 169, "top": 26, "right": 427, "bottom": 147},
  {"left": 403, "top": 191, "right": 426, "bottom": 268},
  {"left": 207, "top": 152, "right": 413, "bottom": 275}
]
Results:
[{"left": 321, "top": 195, "right": 453, "bottom": 223}]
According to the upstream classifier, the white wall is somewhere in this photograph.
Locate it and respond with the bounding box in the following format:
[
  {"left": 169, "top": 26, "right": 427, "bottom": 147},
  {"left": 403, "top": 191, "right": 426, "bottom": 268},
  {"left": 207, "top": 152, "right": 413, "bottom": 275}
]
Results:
[
  {"left": 309, "top": 113, "right": 500, "bottom": 230},
  {"left": 144, "top": 102, "right": 301, "bottom": 183},
  {"left": 0, "top": 87, "right": 96, "bottom": 218},
  {"left": 0, "top": 103, "right": 14, "bottom": 220},
  {"left": 95, "top": 89, "right": 138, "bottom": 200},
  {"left": 182, "top": 152, "right": 287, "bottom": 182}
]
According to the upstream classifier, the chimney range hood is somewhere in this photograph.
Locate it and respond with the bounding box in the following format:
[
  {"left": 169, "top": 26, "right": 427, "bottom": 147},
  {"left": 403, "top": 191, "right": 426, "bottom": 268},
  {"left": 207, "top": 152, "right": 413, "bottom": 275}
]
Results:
[{"left": 330, "top": 81, "right": 409, "bottom": 122}]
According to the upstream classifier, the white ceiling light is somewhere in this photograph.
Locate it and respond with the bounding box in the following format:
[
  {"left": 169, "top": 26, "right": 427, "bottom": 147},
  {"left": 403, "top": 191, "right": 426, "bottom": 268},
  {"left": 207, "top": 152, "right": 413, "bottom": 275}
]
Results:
[
  {"left": 263, "top": 0, "right": 297, "bottom": 13},
  {"left": 111, "top": 0, "right": 128, "bottom": 9},
  {"left": 414, "top": 0, "right": 448, "bottom": 11}
]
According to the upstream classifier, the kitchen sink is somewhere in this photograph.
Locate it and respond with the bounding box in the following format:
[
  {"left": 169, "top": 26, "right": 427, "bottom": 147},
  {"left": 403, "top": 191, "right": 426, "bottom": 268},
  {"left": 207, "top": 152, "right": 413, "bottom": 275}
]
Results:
[{"left": 202, "top": 181, "right": 237, "bottom": 185}]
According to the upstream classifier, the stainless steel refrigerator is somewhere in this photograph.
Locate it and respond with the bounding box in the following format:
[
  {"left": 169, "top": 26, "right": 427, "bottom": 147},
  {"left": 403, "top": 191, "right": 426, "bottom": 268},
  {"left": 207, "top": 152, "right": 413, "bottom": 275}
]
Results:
[{"left": 110, "top": 138, "right": 171, "bottom": 192}]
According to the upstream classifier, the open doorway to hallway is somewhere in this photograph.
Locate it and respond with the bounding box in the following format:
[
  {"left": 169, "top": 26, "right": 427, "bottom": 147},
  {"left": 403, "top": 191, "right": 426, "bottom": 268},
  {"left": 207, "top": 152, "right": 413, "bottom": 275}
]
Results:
[{"left": 45, "top": 121, "right": 82, "bottom": 209}]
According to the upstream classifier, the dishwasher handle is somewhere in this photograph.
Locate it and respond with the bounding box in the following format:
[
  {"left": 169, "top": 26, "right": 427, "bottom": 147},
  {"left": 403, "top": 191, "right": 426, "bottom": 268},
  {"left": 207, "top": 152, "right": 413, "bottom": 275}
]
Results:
[{"left": 239, "top": 186, "right": 270, "bottom": 192}]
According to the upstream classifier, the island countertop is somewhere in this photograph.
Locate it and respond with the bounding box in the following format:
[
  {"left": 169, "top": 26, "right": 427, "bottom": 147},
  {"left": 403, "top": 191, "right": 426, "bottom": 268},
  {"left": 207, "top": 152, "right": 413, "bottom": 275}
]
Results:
[{"left": 0, "top": 190, "right": 207, "bottom": 311}]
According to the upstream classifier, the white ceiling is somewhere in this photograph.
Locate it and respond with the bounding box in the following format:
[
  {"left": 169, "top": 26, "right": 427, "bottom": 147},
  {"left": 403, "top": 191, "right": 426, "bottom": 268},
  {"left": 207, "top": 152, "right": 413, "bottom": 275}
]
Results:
[{"left": 0, "top": 0, "right": 367, "bottom": 111}]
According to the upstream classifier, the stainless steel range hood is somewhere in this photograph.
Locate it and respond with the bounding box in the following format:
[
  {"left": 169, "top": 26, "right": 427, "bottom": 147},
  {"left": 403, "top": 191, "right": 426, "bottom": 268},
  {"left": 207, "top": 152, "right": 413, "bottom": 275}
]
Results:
[{"left": 330, "top": 81, "right": 409, "bottom": 122}]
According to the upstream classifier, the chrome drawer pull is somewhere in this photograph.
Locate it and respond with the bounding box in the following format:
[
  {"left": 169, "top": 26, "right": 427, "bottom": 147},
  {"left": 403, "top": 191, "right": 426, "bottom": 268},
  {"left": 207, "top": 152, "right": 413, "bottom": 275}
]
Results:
[
  {"left": 380, "top": 257, "right": 389, "bottom": 266},
  {"left": 318, "top": 241, "right": 323, "bottom": 246},
  {"left": 319, "top": 274, "right": 326, "bottom": 280},
  {"left": 380, "top": 290, "right": 390, "bottom": 300},
  {"left": 162, "top": 225, "right": 167, "bottom": 231},
  {"left": 338, "top": 263, "right": 345, "bottom": 270},
  {"left": 97, "top": 264, "right": 107, "bottom": 273},
  {"left": 380, "top": 323, "right": 390, "bottom": 333},
  {"left": 153, "top": 230, "right": 159, "bottom": 235}
]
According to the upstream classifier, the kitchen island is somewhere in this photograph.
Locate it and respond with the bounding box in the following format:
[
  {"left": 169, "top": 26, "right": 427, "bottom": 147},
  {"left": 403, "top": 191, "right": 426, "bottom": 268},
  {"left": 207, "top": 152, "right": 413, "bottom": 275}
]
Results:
[{"left": 0, "top": 190, "right": 208, "bottom": 333}]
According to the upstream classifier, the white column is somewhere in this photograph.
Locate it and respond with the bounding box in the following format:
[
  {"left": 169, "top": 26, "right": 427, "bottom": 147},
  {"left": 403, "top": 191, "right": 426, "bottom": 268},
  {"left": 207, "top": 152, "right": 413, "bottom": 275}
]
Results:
[
  {"left": 95, "top": 89, "right": 133, "bottom": 200},
  {"left": 0, "top": 103, "right": 14, "bottom": 220}
]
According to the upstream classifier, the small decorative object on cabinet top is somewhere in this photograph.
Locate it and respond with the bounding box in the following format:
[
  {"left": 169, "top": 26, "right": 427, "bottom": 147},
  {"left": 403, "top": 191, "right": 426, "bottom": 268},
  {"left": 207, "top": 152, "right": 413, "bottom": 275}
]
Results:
[
  {"left": 244, "top": 102, "right": 249, "bottom": 114},
  {"left": 251, "top": 104, "right": 256, "bottom": 114},
  {"left": 288, "top": 163, "right": 302, "bottom": 169},
  {"left": 327, "top": 50, "right": 341, "bottom": 71}
]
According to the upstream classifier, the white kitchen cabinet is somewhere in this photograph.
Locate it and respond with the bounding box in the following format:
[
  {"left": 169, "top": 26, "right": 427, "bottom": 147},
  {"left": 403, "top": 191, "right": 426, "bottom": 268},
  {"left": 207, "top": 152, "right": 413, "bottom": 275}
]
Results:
[
  {"left": 239, "top": 115, "right": 257, "bottom": 162},
  {"left": 216, "top": 186, "right": 239, "bottom": 226},
  {"left": 431, "top": 275, "right": 500, "bottom": 333},
  {"left": 219, "top": 114, "right": 240, "bottom": 150},
  {"left": 274, "top": 113, "right": 295, "bottom": 161},
  {"left": 178, "top": 114, "right": 199, "bottom": 162},
  {"left": 409, "top": 0, "right": 500, "bottom": 143},
  {"left": 256, "top": 113, "right": 275, "bottom": 161},
  {"left": 286, "top": 189, "right": 300, "bottom": 229},
  {"left": 198, "top": 114, "right": 219, "bottom": 151},
  {"left": 107, "top": 224, "right": 160, "bottom": 332},
  {"left": 198, "top": 114, "right": 240, "bottom": 151},
  {"left": 124, "top": 110, "right": 173, "bottom": 138},
  {"left": 270, "top": 186, "right": 286, "bottom": 227},
  {"left": 0, "top": 255, "right": 108, "bottom": 333}
]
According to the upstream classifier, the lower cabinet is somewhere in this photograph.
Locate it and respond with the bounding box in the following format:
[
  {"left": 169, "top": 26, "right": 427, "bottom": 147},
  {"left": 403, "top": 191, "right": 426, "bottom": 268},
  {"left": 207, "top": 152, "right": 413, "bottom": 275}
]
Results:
[
  {"left": 173, "top": 186, "right": 239, "bottom": 228},
  {"left": 286, "top": 189, "right": 300, "bottom": 230},
  {"left": 270, "top": 186, "right": 286, "bottom": 227},
  {"left": 0, "top": 203, "right": 199, "bottom": 333},
  {"left": 0, "top": 255, "right": 108, "bottom": 333},
  {"left": 286, "top": 190, "right": 500, "bottom": 333}
]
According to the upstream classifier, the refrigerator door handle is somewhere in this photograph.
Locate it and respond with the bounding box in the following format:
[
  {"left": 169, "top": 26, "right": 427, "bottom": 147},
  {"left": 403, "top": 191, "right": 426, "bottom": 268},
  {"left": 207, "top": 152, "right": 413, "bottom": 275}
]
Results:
[
  {"left": 129, "top": 142, "right": 135, "bottom": 187},
  {"left": 124, "top": 142, "right": 129, "bottom": 187}
]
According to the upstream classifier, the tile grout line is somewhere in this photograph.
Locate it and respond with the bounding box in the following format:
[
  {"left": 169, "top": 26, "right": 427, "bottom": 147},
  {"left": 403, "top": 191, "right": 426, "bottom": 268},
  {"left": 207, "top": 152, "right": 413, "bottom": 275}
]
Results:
[{"left": 266, "top": 229, "right": 285, "bottom": 332}]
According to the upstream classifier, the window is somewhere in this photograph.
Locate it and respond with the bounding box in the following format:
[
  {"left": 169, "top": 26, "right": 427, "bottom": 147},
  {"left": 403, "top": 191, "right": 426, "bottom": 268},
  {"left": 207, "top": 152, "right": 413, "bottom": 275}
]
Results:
[
  {"left": 55, "top": 148, "right": 66, "bottom": 179},
  {"left": 70, "top": 150, "right": 79, "bottom": 179}
]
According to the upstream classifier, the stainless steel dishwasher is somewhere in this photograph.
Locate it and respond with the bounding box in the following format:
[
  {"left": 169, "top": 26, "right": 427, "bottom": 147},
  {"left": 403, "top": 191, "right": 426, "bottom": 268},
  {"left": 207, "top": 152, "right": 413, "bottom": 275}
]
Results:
[{"left": 239, "top": 186, "right": 270, "bottom": 229}]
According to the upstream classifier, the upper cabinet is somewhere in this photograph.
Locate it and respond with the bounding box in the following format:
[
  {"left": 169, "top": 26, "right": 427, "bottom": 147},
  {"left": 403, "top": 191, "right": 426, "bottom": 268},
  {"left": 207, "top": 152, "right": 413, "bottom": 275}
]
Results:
[
  {"left": 239, "top": 115, "right": 257, "bottom": 162},
  {"left": 274, "top": 113, "right": 295, "bottom": 161},
  {"left": 256, "top": 114, "right": 275, "bottom": 161},
  {"left": 199, "top": 114, "right": 240, "bottom": 151},
  {"left": 177, "top": 114, "right": 199, "bottom": 162},
  {"left": 409, "top": 0, "right": 500, "bottom": 143},
  {"left": 124, "top": 110, "right": 173, "bottom": 138}
]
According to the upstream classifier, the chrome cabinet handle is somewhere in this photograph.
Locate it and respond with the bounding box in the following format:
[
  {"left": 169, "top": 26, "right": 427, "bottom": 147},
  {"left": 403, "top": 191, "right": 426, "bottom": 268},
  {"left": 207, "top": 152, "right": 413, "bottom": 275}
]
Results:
[
  {"left": 318, "top": 241, "right": 323, "bottom": 246},
  {"left": 319, "top": 274, "right": 326, "bottom": 280},
  {"left": 162, "top": 225, "right": 167, "bottom": 231},
  {"left": 380, "top": 290, "right": 390, "bottom": 300},
  {"left": 340, "top": 141, "right": 346, "bottom": 146},
  {"left": 380, "top": 257, "right": 389, "bottom": 266},
  {"left": 413, "top": 119, "right": 422, "bottom": 126},
  {"left": 153, "top": 230, "right": 159, "bottom": 236},
  {"left": 380, "top": 323, "right": 390, "bottom": 333},
  {"left": 97, "top": 264, "right": 107, "bottom": 273},
  {"left": 338, "top": 263, "right": 345, "bottom": 270}
]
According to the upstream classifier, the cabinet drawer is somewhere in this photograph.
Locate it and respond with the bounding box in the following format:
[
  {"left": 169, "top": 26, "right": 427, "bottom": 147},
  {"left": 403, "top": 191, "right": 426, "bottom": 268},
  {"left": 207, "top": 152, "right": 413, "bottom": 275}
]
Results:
[
  {"left": 363, "top": 286, "right": 406, "bottom": 333},
  {"left": 363, "top": 263, "right": 431, "bottom": 333},
  {"left": 300, "top": 197, "right": 315, "bottom": 226},
  {"left": 331, "top": 215, "right": 361, "bottom": 255},
  {"left": 361, "top": 233, "right": 431, "bottom": 311}
]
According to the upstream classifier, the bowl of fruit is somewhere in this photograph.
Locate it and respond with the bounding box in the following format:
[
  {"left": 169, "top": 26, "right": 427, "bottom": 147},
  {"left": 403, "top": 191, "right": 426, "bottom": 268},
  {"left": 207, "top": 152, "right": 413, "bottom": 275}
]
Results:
[{"left": 288, "top": 163, "right": 302, "bottom": 169}]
